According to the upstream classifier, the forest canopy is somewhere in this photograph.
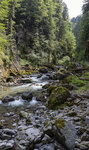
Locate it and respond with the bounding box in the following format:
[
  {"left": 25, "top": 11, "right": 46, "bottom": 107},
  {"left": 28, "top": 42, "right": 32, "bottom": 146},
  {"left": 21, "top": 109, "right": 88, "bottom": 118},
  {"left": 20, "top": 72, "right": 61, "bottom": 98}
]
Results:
[
  {"left": 0, "top": 0, "right": 89, "bottom": 66},
  {"left": 0, "top": 0, "right": 76, "bottom": 66}
]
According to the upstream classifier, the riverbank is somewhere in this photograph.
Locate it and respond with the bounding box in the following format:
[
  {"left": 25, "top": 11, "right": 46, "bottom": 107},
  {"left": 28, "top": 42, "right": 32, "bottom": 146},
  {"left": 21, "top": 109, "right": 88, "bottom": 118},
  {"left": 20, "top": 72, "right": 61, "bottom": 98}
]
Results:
[{"left": 0, "top": 62, "right": 89, "bottom": 149}]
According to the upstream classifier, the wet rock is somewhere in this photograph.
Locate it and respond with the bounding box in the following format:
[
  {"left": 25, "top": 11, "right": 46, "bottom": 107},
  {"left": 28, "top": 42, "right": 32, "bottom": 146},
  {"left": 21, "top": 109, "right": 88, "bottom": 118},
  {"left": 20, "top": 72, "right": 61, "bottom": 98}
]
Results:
[
  {"left": 17, "top": 78, "right": 32, "bottom": 84},
  {"left": 6, "top": 77, "right": 14, "bottom": 82},
  {"left": 21, "top": 92, "right": 33, "bottom": 100},
  {"left": 2, "top": 96, "right": 15, "bottom": 103},
  {"left": 47, "top": 86, "right": 70, "bottom": 109}
]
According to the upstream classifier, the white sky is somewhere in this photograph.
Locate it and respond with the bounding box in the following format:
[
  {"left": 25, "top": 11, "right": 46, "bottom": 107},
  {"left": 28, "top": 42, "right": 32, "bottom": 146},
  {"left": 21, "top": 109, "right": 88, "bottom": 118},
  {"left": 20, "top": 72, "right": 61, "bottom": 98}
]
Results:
[{"left": 63, "top": 0, "right": 84, "bottom": 18}]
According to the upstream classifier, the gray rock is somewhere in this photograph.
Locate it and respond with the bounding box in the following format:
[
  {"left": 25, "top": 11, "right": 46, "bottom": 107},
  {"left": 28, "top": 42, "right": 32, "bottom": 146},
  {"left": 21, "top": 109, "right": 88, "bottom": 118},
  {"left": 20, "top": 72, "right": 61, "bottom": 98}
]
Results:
[
  {"left": 39, "top": 143, "right": 55, "bottom": 150},
  {"left": 85, "top": 116, "right": 89, "bottom": 125},
  {"left": 3, "top": 128, "right": 16, "bottom": 135},
  {"left": 14, "top": 127, "right": 43, "bottom": 150},
  {"left": 53, "top": 121, "right": 77, "bottom": 150}
]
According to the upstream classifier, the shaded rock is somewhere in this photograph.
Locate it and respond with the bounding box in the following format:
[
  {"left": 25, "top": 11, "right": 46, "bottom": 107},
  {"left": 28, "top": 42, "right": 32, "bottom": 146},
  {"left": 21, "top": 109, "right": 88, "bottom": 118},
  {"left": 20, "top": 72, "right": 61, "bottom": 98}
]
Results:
[
  {"left": 21, "top": 92, "right": 33, "bottom": 100},
  {"left": 17, "top": 78, "right": 32, "bottom": 84},
  {"left": 47, "top": 86, "right": 70, "bottom": 109},
  {"left": 2, "top": 96, "right": 15, "bottom": 103},
  {"left": 39, "top": 67, "right": 48, "bottom": 73},
  {"left": 52, "top": 68, "right": 70, "bottom": 80},
  {"left": 6, "top": 77, "right": 14, "bottom": 82}
]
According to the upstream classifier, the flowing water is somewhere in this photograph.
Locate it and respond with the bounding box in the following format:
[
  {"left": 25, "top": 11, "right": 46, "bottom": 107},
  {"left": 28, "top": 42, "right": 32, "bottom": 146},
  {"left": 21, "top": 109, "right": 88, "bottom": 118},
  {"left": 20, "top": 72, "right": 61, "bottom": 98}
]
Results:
[{"left": 0, "top": 74, "right": 48, "bottom": 113}]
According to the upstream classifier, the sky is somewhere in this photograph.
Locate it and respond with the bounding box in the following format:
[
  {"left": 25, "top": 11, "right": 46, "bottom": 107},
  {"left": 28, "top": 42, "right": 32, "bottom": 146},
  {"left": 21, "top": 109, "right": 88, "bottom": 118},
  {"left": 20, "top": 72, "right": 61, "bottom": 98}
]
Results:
[{"left": 63, "top": 0, "right": 84, "bottom": 18}]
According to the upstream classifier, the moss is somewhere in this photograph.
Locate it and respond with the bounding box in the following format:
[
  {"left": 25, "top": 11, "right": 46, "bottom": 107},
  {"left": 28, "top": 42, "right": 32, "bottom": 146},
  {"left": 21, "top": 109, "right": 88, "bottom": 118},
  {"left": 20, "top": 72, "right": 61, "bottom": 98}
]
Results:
[
  {"left": 55, "top": 103, "right": 67, "bottom": 110},
  {"left": 57, "top": 68, "right": 66, "bottom": 74},
  {"left": 55, "top": 118, "right": 65, "bottom": 129},
  {"left": 19, "top": 69, "right": 34, "bottom": 75},
  {"left": 67, "top": 62, "right": 77, "bottom": 70},
  {"left": 48, "top": 86, "right": 70, "bottom": 109},
  {"left": 82, "top": 72, "right": 89, "bottom": 80},
  {"left": 44, "top": 121, "right": 49, "bottom": 127},
  {"left": 66, "top": 75, "right": 86, "bottom": 87},
  {"left": 47, "top": 85, "right": 57, "bottom": 94}
]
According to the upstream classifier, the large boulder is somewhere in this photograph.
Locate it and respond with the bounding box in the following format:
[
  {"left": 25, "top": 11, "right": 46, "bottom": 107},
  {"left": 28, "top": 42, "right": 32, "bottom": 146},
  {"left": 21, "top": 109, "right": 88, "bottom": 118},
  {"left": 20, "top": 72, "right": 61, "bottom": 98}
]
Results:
[
  {"left": 54, "top": 119, "right": 77, "bottom": 150},
  {"left": 47, "top": 86, "right": 70, "bottom": 109},
  {"left": 52, "top": 68, "right": 70, "bottom": 80}
]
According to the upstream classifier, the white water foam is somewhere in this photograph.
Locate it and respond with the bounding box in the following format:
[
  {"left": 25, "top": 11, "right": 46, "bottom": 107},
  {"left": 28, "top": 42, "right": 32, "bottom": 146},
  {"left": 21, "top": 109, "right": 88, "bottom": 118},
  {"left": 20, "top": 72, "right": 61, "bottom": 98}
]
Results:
[
  {"left": 29, "top": 97, "right": 37, "bottom": 106},
  {"left": 8, "top": 98, "right": 25, "bottom": 107}
]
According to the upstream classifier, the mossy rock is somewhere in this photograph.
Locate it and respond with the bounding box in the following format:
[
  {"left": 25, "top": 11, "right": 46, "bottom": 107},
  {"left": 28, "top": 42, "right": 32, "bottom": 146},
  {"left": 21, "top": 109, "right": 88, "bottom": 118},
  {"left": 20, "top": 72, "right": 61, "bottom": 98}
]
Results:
[
  {"left": 47, "top": 85, "right": 57, "bottom": 94},
  {"left": 53, "top": 68, "right": 69, "bottom": 80},
  {"left": 65, "top": 75, "right": 86, "bottom": 87},
  {"left": 67, "top": 62, "right": 77, "bottom": 70},
  {"left": 55, "top": 118, "right": 65, "bottom": 129},
  {"left": 47, "top": 86, "right": 70, "bottom": 109}
]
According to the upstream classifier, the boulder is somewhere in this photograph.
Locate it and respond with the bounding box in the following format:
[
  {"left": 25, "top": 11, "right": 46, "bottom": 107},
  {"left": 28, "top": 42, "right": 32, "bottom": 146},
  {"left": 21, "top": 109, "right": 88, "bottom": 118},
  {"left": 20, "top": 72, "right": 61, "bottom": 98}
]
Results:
[
  {"left": 52, "top": 68, "right": 70, "bottom": 80},
  {"left": 21, "top": 92, "right": 33, "bottom": 100},
  {"left": 2, "top": 96, "right": 15, "bottom": 103},
  {"left": 39, "top": 67, "right": 48, "bottom": 73},
  {"left": 47, "top": 86, "right": 70, "bottom": 109},
  {"left": 53, "top": 119, "right": 77, "bottom": 150}
]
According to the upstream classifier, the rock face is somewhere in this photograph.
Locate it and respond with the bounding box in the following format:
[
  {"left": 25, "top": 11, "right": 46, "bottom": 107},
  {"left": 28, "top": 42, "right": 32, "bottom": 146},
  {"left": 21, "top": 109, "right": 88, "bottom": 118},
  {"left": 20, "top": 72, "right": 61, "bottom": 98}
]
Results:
[
  {"left": 54, "top": 120, "right": 77, "bottom": 150},
  {"left": 48, "top": 86, "right": 70, "bottom": 109}
]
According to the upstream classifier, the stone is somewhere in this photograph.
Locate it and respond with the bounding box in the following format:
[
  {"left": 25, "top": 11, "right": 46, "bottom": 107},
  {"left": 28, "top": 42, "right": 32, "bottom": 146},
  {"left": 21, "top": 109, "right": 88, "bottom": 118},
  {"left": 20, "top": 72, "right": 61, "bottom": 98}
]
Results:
[
  {"left": 18, "top": 78, "right": 32, "bottom": 84},
  {"left": 21, "top": 92, "right": 33, "bottom": 100},
  {"left": 2, "top": 96, "right": 15, "bottom": 103},
  {"left": 48, "top": 86, "right": 70, "bottom": 109},
  {"left": 54, "top": 120, "right": 77, "bottom": 150},
  {"left": 39, "top": 67, "right": 48, "bottom": 73},
  {"left": 3, "top": 129, "right": 16, "bottom": 136},
  {"left": 39, "top": 143, "right": 55, "bottom": 150},
  {"left": 85, "top": 116, "right": 89, "bottom": 125},
  {"left": 14, "top": 127, "right": 43, "bottom": 150}
]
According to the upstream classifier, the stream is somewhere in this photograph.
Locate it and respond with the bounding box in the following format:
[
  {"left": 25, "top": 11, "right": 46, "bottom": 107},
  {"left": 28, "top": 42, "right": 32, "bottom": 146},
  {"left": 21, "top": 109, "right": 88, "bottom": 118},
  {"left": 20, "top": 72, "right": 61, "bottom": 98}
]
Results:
[{"left": 0, "top": 73, "right": 48, "bottom": 114}]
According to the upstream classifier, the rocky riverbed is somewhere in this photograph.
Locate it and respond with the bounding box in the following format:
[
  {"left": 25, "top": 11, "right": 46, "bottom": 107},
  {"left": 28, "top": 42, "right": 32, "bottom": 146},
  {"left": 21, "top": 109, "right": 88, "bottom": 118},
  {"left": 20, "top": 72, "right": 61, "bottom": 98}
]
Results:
[{"left": 0, "top": 65, "right": 89, "bottom": 150}]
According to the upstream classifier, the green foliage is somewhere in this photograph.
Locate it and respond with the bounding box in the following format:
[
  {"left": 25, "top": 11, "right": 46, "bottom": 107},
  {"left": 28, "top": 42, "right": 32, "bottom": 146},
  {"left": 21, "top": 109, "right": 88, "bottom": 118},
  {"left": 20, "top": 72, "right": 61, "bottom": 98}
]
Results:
[
  {"left": 15, "top": 0, "right": 76, "bottom": 65},
  {"left": 66, "top": 75, "right": 86, "bottom": 87},
  {"left": 58, "top": 56, "right": 70, "bottom": 65},
  {"left": 82, "top": 72, "right": 89, "bottom": 80}
]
